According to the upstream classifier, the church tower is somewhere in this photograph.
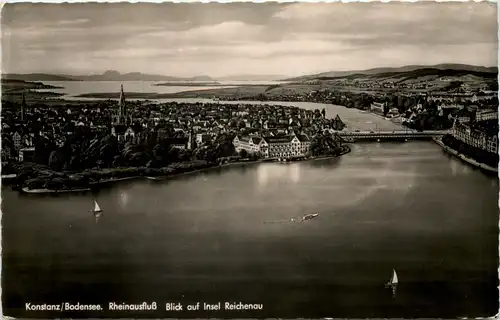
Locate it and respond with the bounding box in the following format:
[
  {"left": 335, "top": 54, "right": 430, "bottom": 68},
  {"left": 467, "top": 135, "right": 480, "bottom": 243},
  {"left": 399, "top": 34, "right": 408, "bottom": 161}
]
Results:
[
  {"left": 112, "top": 84, "right": 129, "bottom": 125},
  {"left": 111, "top": 84, "right": 128, "bottom": 138},
  {"left": 118, "top": 84, "right": 127, "bottom": 124}
]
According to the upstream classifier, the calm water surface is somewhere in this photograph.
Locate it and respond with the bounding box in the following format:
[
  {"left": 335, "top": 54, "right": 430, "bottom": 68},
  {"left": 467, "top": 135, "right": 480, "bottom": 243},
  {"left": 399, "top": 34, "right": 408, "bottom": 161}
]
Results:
[
  {"left": 2, "top": 142, "right": 498, "bottom": 318},
  {"left": 38, "top": 80, "right": 284, "bottom": 97}
]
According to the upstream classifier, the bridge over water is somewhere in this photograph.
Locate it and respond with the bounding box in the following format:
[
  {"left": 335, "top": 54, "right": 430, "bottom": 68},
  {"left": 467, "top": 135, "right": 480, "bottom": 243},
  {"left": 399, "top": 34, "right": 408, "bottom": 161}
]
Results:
[{"left": 336, "top": 130, "right": 451, "bottom": 142}]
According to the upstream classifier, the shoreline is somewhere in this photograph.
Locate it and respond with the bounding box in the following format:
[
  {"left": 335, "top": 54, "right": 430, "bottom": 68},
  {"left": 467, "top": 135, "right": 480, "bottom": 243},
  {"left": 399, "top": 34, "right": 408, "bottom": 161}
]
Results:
[
  {"left": 18, "top": 147, "right": 351, "bottom": 194},
  {"left": 21, "top": 187, "right": 91, "bottom": 194},
  {"left": 145, "top": 160, "right": 263, "bottom": 181},
  {"left": 433, "top": 137, "right": 498, "bottom": 173}
]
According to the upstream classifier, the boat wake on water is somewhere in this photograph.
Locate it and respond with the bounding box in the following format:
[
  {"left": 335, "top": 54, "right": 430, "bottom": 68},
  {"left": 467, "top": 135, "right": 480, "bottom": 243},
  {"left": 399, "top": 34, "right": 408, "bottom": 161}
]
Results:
[
  {"left": 263, "top": 219, "right": 293, "bottom": 224},
  {"left": 264, "top": 213, "right": 320, "bottom": 224}
]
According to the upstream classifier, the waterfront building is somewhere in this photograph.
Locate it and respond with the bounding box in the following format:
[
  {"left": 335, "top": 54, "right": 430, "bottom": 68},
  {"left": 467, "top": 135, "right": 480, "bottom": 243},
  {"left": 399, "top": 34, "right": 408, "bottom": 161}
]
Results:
[
  {"left": 233, "top": 133, "right": 311, "bottom": 159},
  {"left": 233, "top": 135, "right": 264, "bottom": 154},
  {"left": 452, "top": 118, "right": 498, "bottom": 154},
  {"left": 263, "top": 134, "right": 310, "bottom": 158}
]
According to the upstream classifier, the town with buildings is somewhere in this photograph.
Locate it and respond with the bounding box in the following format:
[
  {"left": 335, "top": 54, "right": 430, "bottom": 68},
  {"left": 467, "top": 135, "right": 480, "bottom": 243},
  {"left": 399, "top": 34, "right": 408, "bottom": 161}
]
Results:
[
  {"left": 2, "top": 74, "right": 499, "bottom": 193},
  {"left": 1, "top": 62, "right": 499, "bottom": 192},
  {"left": 1, "top": 84, "right": 352, "bottom": 192}
]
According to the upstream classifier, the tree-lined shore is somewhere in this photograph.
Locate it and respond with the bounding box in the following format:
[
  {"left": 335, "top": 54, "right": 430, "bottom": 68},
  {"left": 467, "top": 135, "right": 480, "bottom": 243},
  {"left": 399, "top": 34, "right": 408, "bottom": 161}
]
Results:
[{"left": 4, "top": 141, "right": 350, "bottom": 193}]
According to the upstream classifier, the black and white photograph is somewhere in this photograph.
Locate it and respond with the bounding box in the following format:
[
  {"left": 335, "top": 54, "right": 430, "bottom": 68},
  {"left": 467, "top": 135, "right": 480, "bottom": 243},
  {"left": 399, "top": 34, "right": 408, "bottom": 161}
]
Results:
[{"left": 1, "top": 2, "right": 499, "bottom": 318}]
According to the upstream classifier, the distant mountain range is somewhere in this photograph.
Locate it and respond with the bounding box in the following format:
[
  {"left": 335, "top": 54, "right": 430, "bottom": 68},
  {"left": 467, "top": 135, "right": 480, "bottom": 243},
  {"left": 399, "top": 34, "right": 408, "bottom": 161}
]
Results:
[
  {"left": 3, "top": 64, "right": 497, "bottom": 83},
  {"left": 2, "top": 70, "right": 214, "bottom": 82},
  {"left": 2, "top": 71, "right": 285, "bottom": 82},
  {"left": 284, "top": 64, "right": 498, "bottom": 81}
]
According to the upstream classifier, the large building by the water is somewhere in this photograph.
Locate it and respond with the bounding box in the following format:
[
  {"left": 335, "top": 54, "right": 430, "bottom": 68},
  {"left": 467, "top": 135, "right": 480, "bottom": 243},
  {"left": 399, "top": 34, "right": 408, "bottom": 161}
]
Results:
[{"left": 451, "top": 110, "right": 498, "bottom": 154}]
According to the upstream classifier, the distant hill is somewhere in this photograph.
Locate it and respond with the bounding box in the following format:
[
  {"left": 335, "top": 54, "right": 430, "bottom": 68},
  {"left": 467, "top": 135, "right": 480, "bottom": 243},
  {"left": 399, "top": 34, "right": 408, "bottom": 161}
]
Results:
[
  {"left": 315, "top": 68, "right": 498, "bottom": 82},
  {"left": 74, "top": 71, "right": 214, "bottom": 81},
  {"left": 217, "top": 74, "right": 287, "bottom": 81},
  {"left": 2, "top": 70, "right": 214, "bottom": 82},
  {"left": 2, "top": 73, "right": 78, "bottom": 82},
  {"left": 285, "top": 64, "right": 498, "bottom": 81},
  {"left": 1, "top": 78, "right": 63, "bottom": 90}
]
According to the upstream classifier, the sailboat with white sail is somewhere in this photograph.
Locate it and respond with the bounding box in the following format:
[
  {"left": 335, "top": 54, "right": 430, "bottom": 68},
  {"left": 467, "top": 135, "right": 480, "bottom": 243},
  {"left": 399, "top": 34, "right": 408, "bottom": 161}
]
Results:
[
  {"left": 385, "top": 269, "right": 398, "bottom": 297},
  {"left": 91, "top": 200, "right": 102, "bottom": 213},
  {"left": 91, "top": 199, "right": 103, "bottom": 222},
  {"left": 93, "top": 200, "right": 102, "bottom": 213}
]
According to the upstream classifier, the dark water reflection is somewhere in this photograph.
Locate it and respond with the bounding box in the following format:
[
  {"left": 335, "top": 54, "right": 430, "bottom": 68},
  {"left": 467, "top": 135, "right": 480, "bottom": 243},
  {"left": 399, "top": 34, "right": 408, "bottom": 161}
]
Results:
[{"left": 2, "top": 142, "right": 498, "bottom": 318}]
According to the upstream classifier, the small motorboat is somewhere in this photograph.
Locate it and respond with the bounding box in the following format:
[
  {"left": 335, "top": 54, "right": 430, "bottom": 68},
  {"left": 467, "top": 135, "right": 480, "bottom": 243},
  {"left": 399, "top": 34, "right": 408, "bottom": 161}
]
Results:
[{"left": 302, "top": 213, "right": 319, "bottom": 221}]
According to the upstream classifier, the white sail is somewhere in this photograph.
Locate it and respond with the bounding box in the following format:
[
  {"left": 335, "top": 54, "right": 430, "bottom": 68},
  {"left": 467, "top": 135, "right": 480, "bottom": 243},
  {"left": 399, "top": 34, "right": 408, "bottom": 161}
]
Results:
[
  {"left": 391, "top": 269, "right": 398, "bottom": 285},
  {"left": 94, "top": 200, "right": 101, "bottom": 212}
]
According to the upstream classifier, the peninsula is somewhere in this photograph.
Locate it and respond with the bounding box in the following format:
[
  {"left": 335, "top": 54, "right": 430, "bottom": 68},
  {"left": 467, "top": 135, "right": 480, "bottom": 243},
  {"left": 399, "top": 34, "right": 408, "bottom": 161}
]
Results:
[{"left": 2, "top": 87, "right": 350, "bottom": 193}]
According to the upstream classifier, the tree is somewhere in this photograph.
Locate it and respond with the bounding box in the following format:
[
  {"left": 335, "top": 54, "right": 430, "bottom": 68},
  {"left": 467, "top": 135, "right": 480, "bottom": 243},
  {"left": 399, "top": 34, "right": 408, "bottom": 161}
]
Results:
[
  {"left": 383, "top": 102, "right": 389, "bottom": 116},
  {"left": 250, "top": 152, "right": 261, "bottom": 161},
  {"left": 239, "top": 149, "right": 249, "bottom": 158},
  {"left": 314, "top": 109, "right": 322, "bottom": 118},
  {"left": 310, "top": 132, "right": 341, "bottom": 156},
  {"left": 48, "top": 149, "right": 65, "bottom": 171}
]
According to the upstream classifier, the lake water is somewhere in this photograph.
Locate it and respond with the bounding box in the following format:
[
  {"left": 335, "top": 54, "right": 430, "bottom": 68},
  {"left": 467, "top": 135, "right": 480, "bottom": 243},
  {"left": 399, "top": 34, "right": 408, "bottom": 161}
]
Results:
[
  {"left": 38, "top": 80, "right": 283, "bottom": 97},
  {"left": 2, "top": 142, "right": 498, "bottom": 318}
]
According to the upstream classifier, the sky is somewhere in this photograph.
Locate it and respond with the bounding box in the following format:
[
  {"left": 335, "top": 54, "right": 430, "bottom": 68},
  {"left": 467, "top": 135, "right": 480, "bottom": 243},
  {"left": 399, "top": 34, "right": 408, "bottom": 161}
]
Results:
[{"left": 1, "top": 2, "right": 498, "bottom": 78}]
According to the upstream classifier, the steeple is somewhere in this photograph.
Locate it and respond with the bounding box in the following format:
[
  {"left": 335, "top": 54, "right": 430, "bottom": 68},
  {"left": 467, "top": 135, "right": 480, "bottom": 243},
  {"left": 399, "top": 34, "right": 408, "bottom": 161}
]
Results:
[
  {"left": 119, "top": 84, "right": 125, "bottom": 108},
  {"left": 116, "top": 84, "right": 127, "bottom": 125}
]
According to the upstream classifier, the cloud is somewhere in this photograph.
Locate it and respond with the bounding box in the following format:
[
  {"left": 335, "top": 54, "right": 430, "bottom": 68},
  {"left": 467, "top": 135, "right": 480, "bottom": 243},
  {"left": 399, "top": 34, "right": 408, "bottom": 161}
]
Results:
[
  {"left": 272, "top": 4, "right": 335, "bottom": 20},
  {"left": 57, "top": 18, "right": 90, "bottom": 25},
  {"left": 1, "top": 2, "right": 497, "bottom": 77},
  {"left": 131, "top": 21, "right": 266, "bottom": 46}
]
